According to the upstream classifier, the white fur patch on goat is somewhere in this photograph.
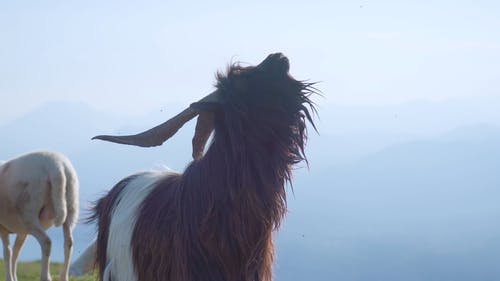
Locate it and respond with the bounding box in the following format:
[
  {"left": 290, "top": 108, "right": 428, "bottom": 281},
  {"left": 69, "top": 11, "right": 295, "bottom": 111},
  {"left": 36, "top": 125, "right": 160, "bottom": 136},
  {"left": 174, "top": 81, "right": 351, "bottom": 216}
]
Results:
[{"left": 102, "top": 171, "right": 164, "bottom": 281}]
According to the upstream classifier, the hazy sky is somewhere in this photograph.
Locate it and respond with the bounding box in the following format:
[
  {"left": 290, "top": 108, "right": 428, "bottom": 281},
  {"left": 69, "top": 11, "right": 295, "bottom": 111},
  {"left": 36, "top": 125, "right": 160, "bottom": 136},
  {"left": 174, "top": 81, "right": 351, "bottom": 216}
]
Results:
[{"left": 1, "top": 1, "right": 499, "bottom": 123}]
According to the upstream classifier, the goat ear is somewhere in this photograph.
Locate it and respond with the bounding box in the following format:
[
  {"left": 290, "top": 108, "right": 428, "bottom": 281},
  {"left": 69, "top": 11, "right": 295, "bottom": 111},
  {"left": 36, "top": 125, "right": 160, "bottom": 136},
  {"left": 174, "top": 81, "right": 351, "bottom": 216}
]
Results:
[{"left": 190, "top": 101, "right": 221, "bottom": 112}]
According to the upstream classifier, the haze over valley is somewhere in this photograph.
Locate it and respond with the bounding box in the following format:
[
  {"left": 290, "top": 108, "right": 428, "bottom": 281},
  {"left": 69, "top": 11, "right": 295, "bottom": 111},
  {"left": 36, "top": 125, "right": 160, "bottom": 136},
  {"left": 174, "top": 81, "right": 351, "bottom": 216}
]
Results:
[{"left": 1, "top": 97, "right": 498, "bottom": 281}]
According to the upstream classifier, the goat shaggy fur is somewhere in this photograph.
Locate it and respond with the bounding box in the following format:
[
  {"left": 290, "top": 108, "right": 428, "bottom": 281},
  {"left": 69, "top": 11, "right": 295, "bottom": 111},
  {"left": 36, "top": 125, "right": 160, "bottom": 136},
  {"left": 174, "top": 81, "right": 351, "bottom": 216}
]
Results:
[{"left": 84, "top": 53, "right": 317, "bottom": 281}]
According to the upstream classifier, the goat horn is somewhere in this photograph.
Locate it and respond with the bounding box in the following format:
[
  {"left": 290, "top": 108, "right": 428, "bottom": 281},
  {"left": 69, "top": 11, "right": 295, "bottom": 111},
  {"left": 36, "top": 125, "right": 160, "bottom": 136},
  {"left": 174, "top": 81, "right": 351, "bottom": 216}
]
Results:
[{"left": 92, "top": 91, "right": 219, "bottom": 149}]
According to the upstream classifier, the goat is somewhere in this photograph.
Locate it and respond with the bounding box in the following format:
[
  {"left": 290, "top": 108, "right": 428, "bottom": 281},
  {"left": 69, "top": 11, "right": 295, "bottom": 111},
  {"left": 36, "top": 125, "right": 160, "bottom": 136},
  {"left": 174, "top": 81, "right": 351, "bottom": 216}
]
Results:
[
  {"left": 0, "top": 151, "right": 79, "bottom": 281},
  {"left": 85, "top": 53, "right": 317, "bottom": 281}
]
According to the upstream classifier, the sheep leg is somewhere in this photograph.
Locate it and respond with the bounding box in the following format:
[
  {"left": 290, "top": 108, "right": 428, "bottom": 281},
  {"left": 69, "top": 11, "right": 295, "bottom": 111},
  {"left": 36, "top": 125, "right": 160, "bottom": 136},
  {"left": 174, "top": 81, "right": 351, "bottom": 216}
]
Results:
[
  {"left": 58, "top": 222, "right": 73, "bottom": 281},
  {"left": 11, "top": 233, "right": 27, "bottom": 281},
  {"left": 0, "top": 227, "right": 14, "bottom": 281},
  {"left": 29, "top": 226, "right": 52, "bottom": 281}
]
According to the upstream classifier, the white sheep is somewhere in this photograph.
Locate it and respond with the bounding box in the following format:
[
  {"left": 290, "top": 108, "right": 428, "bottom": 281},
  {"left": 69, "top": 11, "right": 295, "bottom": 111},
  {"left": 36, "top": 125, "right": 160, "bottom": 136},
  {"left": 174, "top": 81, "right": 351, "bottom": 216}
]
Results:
[{"left": 0, "top": 151, "right": 79, "bottom": 281}]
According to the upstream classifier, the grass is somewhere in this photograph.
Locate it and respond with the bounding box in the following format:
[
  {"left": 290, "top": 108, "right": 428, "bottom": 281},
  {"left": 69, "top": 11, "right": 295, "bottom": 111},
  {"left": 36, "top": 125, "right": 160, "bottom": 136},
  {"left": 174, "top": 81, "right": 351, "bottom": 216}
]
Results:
[{"left": 0, "top": 259, "right": 95, "bottom": 281}]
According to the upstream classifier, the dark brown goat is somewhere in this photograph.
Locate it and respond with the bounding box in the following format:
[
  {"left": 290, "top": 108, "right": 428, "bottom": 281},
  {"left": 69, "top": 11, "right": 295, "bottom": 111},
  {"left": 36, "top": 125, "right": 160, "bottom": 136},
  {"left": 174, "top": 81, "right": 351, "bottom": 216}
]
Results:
[{"left": 87, "top": 53, "right": 317, "bottom": 281}]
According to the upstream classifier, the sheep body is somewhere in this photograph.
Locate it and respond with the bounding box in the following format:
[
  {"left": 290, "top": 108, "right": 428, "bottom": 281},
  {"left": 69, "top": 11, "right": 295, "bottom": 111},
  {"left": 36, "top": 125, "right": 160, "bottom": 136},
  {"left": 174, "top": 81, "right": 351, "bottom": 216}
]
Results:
[{"left": 0, "top": 151, "right": 79, "bottom": 281}]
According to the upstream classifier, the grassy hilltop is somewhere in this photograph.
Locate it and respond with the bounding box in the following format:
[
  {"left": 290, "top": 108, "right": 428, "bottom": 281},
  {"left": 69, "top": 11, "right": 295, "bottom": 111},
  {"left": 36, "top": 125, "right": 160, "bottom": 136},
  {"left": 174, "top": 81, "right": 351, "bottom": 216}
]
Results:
[{"left": 0, "top": 260, "right": 94, "bottom": 281}]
